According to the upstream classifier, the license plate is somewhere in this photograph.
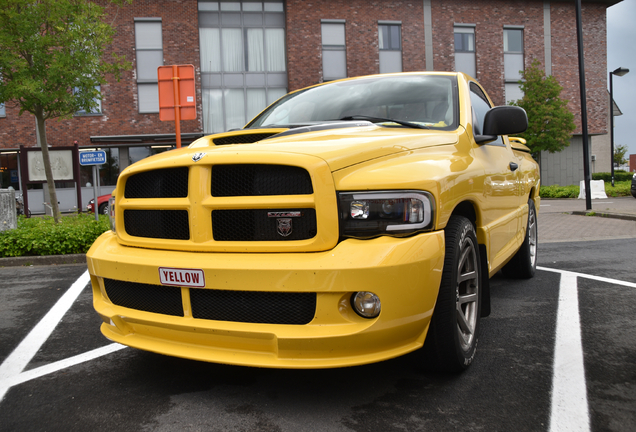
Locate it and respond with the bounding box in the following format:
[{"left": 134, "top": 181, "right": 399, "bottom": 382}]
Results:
[{"left": 159, "top": 267, "right": 205, "bottom": 287}]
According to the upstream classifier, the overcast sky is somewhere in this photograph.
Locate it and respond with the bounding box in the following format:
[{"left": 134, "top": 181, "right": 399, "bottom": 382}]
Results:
[{"left": 607, "top": 0, "right": 636, "bottom": 160}]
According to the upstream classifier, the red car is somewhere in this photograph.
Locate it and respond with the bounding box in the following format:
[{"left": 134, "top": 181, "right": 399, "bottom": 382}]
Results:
[{"left": 87, "top": 194, "right": 111, "bottom": 215}]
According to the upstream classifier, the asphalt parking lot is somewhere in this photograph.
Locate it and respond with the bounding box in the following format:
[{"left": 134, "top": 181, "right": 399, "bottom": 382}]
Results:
[{"left": 1, "top": 199, "right": 635, "bottom": 431}]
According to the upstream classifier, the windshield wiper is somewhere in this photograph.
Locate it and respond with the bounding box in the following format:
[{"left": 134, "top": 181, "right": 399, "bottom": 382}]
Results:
[{"left": 339, "top": 115, "right": 429, "bottom": 130}]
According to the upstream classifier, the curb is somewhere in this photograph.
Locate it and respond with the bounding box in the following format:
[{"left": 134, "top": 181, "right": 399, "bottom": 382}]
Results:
[
  {"left": 570, "top": 211, "right": 636, "bottom": 222},
  {"left": 0, "top": 254, "right": 86, "bottom": 267}
]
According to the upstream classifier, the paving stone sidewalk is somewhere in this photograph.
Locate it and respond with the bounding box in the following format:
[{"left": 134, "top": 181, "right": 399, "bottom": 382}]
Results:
[{"left": 539, "top": 196, "right": 636, "bottom": 243}]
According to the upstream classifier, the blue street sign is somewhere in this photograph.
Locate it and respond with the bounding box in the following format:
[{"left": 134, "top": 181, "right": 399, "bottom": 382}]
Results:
[{"left": 79, "top": 151, "right": 107, "bottom": 166}]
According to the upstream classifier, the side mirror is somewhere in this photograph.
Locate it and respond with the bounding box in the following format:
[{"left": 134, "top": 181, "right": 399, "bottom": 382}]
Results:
[{"left": 475, "top": 106, "right": 528, "bottom": 143}]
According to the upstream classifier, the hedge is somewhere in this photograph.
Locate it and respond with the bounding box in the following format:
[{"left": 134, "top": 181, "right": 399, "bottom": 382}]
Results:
[
  {"left": 592, "top": 171, "right": 634, "bottom": 182},
  {"left": 0, "top": 214, "right": 110, "bottom": 258}
]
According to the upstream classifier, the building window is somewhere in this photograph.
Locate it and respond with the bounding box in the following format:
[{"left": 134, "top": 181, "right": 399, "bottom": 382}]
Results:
[
  {"left": 0, "top": 152, "right": 19, "bottom": 189},
  {"left": 135, "top": 18, "right": 163, "bottom": 113},
  {"left": 321, "top": 20, "right": 346, "bottom": 81},
  {"left": 454, "top": 25, "right": 476, "bottom": 78},
  {"left": 75, "top": 85, "right": 102, "bottom": 115},
  {"left": 0, "top": 103, "right": 5, "bottom": 118},
  {"left": 198, "top": 1, "right": 287, "bottom": 133},
  {"left": 378, "top": 22, "right": 402, "bottom": 73},
  {"left": 504, "top": 27, "right": 524, "bottom": 103}
]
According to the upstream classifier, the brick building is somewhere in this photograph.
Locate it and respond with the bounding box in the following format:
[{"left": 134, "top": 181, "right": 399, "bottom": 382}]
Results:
[{"left": 0, "top": 0, "right": 621, "bottom": 213}]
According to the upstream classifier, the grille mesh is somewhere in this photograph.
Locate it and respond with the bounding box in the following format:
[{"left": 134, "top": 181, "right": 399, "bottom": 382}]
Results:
[
  {"left": 104, "top": 279, "right": 184, "bottom": 316},
  {"left": 124, "top": 210, "right": 190, "bottom": 240},
  {"left": 213, "top": 133, "right": 277, "bottom": 145},
  {"left": 125, "top": 167, "right": 188, "bottom": 198},
  {"left": 211, "top": 165, "right": 313, "bottom": 196},
  {"left": 212, "top": 209, "right": 317, "bottom": 241},
  {"left": 190, "top": 289, "right": 316, "bottom": 324}
]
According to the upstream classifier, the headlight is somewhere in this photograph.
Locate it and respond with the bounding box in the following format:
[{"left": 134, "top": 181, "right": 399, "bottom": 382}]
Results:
[
  {"left": 338, "top": 191, "right": 435, "bottom": 238},
  {"left": 108, "top": 196, "right": 116, "bottom": 232}
]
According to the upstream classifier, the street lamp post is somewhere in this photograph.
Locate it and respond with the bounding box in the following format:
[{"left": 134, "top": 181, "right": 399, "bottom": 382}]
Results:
[{"left": 609, "top": 67, "right": 629, "bottom": 187}]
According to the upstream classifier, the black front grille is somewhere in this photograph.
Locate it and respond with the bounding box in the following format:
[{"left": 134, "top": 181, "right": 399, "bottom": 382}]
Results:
[
  {"left": 212, "top": 209, "right": 317, "bottom": 241},
  {"left": 211, "top": 165, "right": 313, "bottom": 196},
  {"left": 125, "top": 167, "right": 189, "bottom": 198},
  {"left": 213, "top": 133, "right": 277, "bottom": 145},
  {"left": 124, "top": 210, "right": 190, "bottom": 240},
  {"left": 190, "top": 289, "right": 316, "bottom": 324},
  {"left": 104, "top": 279, "right": 184, "bottom": 316}
]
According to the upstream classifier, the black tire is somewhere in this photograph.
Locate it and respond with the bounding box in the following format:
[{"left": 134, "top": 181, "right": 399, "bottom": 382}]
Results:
[
  {"left": 423, "top": 216, "right": 481, "bottom": 372},
  {"left": 502, "top": 199, "right": 537, "bottom": 279},
  {"left": 98, "top": 202, "right": 109, "bottom": 215}
]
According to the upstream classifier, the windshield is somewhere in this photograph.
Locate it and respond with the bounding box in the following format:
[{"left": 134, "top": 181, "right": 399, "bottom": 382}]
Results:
[{"left": 246, "top": 74, "right": 458, "bottom": 130}]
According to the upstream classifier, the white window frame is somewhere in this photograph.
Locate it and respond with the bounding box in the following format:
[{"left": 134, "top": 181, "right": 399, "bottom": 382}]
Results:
[
  {"left": 321, "top": 20, "right": 347, "bottom": 81},
  {"left": 454, "top": 24, "right": 476, "bottom": 78},
  {"left": 504, "top": 26, "right": 524, "bottom": 103},
  {"left": 378, "top": 21, "right": 402, "bottom": 73},
  {"left": 135, "top": 18, "right": 163, "bottom": 114}
]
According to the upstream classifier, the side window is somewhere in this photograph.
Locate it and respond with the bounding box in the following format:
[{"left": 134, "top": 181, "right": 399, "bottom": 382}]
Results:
[{"left": 469, "top": 82, "right": 503, "bottom": 145}]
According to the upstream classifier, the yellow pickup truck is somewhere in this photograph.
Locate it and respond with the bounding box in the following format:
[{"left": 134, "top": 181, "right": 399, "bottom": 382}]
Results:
[{"left": 87, "top": 72, "right": 539, "bottom": 372}]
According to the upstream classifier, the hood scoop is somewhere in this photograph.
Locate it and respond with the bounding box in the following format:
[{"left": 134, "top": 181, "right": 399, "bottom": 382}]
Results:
[{"left": 213, "top": 132, "right": 280, "bottom": 145}]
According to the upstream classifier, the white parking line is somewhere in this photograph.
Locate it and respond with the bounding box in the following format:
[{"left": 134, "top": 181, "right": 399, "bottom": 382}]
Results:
[
  {"left": 538, "top": 266, "right": 636, "bottom": 288},
  {"left": 548, "top": 272, "right": 590, "bottom": 432},
  {"left": 0, "top": 271, "right": 91, "bottom": 402},
  {"left": 3, "top": 343, "right": 126, "bottom": 390}
]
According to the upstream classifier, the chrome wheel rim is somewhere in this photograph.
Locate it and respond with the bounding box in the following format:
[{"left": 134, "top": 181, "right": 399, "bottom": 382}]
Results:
[
  {"left": 456, "top": 235, "right": 479, "bottom": 351},
  {"left": 528, "top": 206, "right": 537, "bottom": 267}
]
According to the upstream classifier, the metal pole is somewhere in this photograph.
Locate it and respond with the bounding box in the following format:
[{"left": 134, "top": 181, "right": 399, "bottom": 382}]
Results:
[
  {"left": 172, "top": 65, "right": 182, "bottom": 149},
  {"left": 93, "top": 165, "right": 99, "bottom": 221},
  {"left": 610, "top": 71, "right": 615, "bottom": 187},
  {"left": 575, "top": 0, "right": 592, "bottom": 211}
]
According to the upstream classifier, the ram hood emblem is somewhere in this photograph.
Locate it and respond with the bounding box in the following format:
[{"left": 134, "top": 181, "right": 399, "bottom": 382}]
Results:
[{"left": 192, "top": 152, "right": 206, "bottom": 162}]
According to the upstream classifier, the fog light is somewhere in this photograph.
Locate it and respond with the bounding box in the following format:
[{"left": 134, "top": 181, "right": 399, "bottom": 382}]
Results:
[{"left": 351, "top": 292, "right": 381, "bottom": 318}]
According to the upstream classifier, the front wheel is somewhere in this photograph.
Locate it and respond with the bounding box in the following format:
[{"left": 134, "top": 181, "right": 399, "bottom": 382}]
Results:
[{"left": 422, "top": 216, "right": 481, "bottom": 372}]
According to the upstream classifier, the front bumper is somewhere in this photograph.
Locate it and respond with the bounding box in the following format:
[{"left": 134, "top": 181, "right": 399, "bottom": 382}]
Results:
[{"left": 87, "top": 231, "right": 445, "bottom": 368}]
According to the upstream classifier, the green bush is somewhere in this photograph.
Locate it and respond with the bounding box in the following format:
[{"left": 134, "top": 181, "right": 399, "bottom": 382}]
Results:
[
  {"left": 540, "top": 180, "right": 632, "bottom": 199},
  {"left": 592, "top": 171, "right": 633, "bottom": 182},
  {"left": 540, "top": 184, "right": 580, "bottom": 198},
  {"left": 0, "top": 214, "right": 110, "bottom": 258}
]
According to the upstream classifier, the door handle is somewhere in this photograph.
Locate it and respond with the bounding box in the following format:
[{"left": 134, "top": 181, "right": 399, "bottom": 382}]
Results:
[{"left": 509, "top": 162, "right": 519, "bottom": 171}]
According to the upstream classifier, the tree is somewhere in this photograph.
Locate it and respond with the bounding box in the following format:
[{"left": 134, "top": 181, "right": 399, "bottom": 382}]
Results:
[
  {"left": 0, "top": 0, "right": 130, "bottom": 222},
  {"left": 614, "top": 144, "right": 628, "bottom": 167},
  {"left": 510, "top": 59, "right": 576, "bottom": 159}
]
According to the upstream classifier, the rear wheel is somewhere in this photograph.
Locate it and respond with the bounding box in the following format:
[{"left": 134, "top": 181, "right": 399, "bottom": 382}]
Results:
[
  {"left": 423, "top": 216, "right": 481, "bottom": 372},
  {"left": 502, "top": 199, "right": 537, "bottom": 279}
]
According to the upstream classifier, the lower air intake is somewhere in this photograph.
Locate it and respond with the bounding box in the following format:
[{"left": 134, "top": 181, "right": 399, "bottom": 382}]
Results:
[{"left": 190, "top": 289, "right": 316, "bottom": 324}]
